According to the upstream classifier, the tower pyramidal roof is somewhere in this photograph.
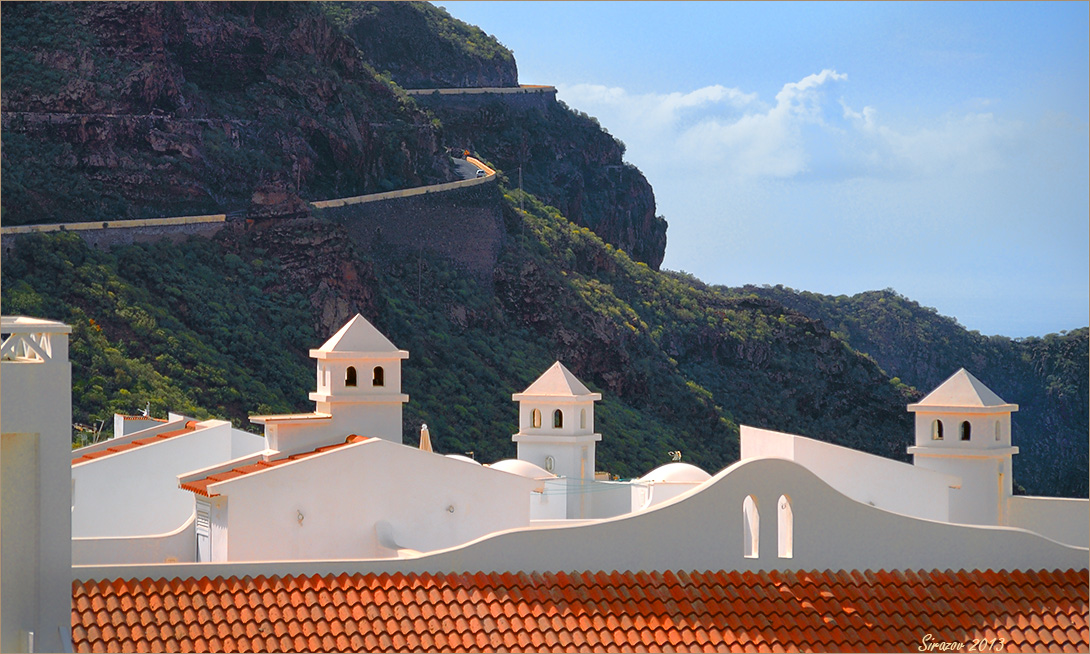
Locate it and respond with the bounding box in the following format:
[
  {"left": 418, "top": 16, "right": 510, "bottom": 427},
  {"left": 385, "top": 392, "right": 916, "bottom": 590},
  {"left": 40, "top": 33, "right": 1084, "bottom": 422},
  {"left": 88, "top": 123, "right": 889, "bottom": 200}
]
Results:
[
  {"left": 311, "top": 314, "right": 406, "bottom": 358},
  {"left": 909, "top": 368, "right": 1017, "bottom": 411},
  {"left": 514, "top": 361, "right": 601, "bottom": 400}
]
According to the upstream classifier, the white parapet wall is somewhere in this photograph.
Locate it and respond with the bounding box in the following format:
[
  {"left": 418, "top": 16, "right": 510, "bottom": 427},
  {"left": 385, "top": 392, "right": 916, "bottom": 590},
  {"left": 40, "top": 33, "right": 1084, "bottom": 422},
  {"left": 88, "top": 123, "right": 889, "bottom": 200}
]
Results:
[
  {"left": 73, "top": 514, "right": 197, "bottom": 565},
  {"left": 741, "top": 425, "right": 959, "bottom": 521},
  {"left": 73, "top": 457, "right": 1089, "bottom": 582},
  {"left": 1007, "top": 495, "right": 1090, "bottom": 548}
]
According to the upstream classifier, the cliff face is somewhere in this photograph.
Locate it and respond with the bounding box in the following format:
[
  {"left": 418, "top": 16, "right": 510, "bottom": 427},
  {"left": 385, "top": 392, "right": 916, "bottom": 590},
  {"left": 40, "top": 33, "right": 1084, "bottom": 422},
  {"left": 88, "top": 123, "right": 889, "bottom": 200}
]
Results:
[
  {"left": 1, "top": 2, "right": 452, "bottom": 225},
  {"left": 327, "top": 1, "right": 518, "bottom": 89},
  {"left": 422, "top": 94, "right": 669, "bottom": 270}
]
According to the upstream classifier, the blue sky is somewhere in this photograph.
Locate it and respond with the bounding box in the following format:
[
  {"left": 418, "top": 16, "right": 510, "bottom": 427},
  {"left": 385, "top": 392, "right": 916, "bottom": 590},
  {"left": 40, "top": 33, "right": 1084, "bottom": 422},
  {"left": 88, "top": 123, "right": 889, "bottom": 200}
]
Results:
[{"left": 439, "top": 2, "right": 1089, "bottom": 337}]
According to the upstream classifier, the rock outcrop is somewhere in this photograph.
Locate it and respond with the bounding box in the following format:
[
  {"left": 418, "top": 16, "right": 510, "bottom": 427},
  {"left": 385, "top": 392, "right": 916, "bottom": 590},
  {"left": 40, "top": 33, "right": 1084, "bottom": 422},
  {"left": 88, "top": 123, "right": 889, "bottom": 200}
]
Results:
[
  {"left": 1, "top": 2, "right": 452, "bottom": 225},
  {"left": 422, "top": 94, "right": 669, "bottom": 269},
  {"left": 330, "top": 1, "right": 518, "bottom": 89}
]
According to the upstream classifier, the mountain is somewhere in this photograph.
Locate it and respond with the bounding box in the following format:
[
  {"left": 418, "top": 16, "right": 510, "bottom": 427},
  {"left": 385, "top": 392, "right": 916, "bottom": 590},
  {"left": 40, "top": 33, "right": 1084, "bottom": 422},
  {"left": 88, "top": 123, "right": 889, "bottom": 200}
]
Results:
[
  {"left": 1, "top": 2, "right": 1084, "bottom": 495},
  {"left": 1, "top": 1, "right": 452, "bottom": 225},
  {"left": 326, "top": 1, "right": 667, "bottom": 268}
]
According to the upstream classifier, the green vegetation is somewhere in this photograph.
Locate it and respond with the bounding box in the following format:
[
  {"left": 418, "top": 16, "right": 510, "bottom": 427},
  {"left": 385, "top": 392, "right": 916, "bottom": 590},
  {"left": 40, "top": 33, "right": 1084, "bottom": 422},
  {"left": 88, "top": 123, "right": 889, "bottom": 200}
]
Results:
[
  {"left": 3, "top": 185, "right": 915, "bottom": 480},
  {"left": 2, "top": 233, "right": 316, "bottom": 431}
]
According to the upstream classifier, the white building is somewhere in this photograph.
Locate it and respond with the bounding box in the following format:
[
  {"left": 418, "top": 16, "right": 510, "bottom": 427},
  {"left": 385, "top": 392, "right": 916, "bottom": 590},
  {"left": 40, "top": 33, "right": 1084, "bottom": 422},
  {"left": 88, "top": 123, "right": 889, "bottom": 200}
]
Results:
[
  {"left": 1, "top": 317, "right": 73, "bottom": 654},
  {"left": 69, "top": 415, "right": 266, "bottom": 565},
  {"left": 74, "top": 315, "right": 1090, "bottom": 569},
  {"left": 2, "top": 311, "right": 1086, "bottom": 654},
  {"left": 177, "top": 436, "right": 539, "bottom": 561}
]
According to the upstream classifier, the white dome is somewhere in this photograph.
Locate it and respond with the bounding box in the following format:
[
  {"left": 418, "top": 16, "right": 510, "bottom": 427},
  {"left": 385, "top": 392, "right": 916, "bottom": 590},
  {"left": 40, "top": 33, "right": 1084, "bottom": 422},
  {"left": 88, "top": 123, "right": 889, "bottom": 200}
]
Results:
[
  {"left": 638, "top": 462, "right": 711, "bottom": 484},
  {"left": 445, "top": 454, "right": 482, "bottom": 465},
  {"left": 489, "top": 459, "right": 557, "bottom": 479}
]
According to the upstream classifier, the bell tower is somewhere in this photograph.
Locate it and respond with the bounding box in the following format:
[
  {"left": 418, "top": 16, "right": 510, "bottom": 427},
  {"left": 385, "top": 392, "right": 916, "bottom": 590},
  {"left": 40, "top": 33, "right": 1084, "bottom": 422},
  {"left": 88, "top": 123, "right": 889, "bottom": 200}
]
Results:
[
  {"left": 512, "top": 361, "right": 601, "bottom": 485},
  {"left": 253, "top": 315, "right": 408, "bottom": 454},
  {"left": 907, "top": 368, "right": 1018, "bottom": 526},
  {"left": 309, "top": 315, "right": 409, "bottom": 443}
]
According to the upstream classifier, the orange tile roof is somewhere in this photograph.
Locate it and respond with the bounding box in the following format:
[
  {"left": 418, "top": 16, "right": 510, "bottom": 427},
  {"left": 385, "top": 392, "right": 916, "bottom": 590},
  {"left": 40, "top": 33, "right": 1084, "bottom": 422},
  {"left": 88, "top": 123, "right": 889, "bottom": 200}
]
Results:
[
  {"left": 72, "top": 568, "right": 1088, "bottom": 652},
  {"left": 71, "top": 421, "right": 199, "bottom": 465},
  {"left": 180, "top": 435, "right": 372, "bottom": 497},
  {"left": 120, "top": 415, "right": 169, "bottom": 422}
]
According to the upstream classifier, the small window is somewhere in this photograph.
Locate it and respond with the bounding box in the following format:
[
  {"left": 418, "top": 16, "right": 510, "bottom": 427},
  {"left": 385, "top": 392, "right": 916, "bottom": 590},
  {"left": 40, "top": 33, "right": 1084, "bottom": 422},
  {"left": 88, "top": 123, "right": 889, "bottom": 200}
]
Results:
[
  {"left": 995, "top": 421, "right": 1001, "bottom": 441},
  {"left": 345, "top": 366, "right": 357, "bottom": 387},
  {"left": 743, "top": 495, "right": 759, "bottom": 558},
  {"left": 931, "top": 419, "right": 944, "bottom": 441},
  {"left": 777, "top": 495, "right": 793, "bottom": 559},
  {"left": 372, "top": 366, "right": 384, "bottom": 387},
  {"left": 532, "top": 409, "right": 541, "bottom": 429},
  {"left": 580, "top": 409, "right": 587, "bottom": 430},
  {"left": 553, "top": 409, "right": 563, "bottom": 429},
  {"left": 960, "top": 421, "right": 971, "bottom": 441}
]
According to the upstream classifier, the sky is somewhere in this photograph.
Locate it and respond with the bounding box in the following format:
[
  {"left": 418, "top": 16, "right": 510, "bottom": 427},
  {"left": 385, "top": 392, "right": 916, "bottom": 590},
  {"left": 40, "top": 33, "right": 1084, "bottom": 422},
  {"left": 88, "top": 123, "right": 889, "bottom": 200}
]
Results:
[{"left": 438, "top": 1, "right": 1089, "bottom": 338}]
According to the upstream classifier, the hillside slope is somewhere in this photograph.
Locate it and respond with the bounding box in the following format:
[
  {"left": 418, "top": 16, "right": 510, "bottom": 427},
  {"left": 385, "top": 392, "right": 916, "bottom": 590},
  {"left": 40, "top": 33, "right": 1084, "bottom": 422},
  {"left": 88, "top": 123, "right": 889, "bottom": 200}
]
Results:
[
  {"left": 727, "top": 285, "right": 1089, "bottom": 497},
  {"left": 2, "top": 190, "right": 916, "bottom": 478}
]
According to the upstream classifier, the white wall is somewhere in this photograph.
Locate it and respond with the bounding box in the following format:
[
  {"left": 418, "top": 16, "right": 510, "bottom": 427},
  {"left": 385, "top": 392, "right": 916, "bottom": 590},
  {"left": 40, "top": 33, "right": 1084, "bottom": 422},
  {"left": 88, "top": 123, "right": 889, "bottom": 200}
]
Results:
[
  {"left": 531, "top": 481, "right": 568, "bottom": 521},
  {"left": 641, "top": 481, "right": 706, "bottom": 509},
  {"left": 212, "top": 439, "right": 538, "bottom": 561},
  {"left": 914, "top": 455, "right": 1006, "bottom": 525},
  {"left": 1, "top": 320, "right": 73, "bottom": 654},
  {"left": 72, "top": 421, "right": 265, "bottom": 538},
  {"left": 741, "top": 426, "right": 958, "bottom": 521},
  {"left": 1007, "top": 496, "right": 1090, "bottom": 548},
  {"left": 76, "top": 457, "right": 1089, "bottom": 583},
  {"left": 72, "top": 513, "right": 196, "bottom": 565}
]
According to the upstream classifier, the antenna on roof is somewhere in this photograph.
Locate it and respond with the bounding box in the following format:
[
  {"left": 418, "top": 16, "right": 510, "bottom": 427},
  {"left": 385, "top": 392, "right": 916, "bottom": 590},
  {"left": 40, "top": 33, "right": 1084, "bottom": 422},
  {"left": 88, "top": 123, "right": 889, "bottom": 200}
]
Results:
[
  {"left": 669, "top": 450, "right": 682, "bottom": 462},
  {"left": 140, "top": 401, "right": 150, "bottom": 417}
]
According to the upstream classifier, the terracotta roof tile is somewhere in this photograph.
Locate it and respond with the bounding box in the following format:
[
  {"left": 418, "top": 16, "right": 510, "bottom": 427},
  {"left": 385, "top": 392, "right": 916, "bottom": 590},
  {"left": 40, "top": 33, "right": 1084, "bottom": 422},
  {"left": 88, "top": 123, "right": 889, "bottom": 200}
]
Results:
[{"left": 72, "top": 568, "right": 1089, "bottom": 653}]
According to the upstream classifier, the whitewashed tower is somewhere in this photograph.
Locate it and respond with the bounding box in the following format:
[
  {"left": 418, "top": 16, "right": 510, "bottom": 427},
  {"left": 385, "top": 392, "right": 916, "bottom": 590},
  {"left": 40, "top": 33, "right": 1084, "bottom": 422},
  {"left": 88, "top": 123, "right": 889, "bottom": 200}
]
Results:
[
  {"left": 253, "top": 315, "right": 408, "bottom": 454},
  {"left": 907, "top": 368, "right": 1019, "bottom": 525},
  {"left": 512, "top": 362, "right": 601, "bottom": 518},
  {"left": 1, "top": 317, "right": 73, "bottom": 653}
]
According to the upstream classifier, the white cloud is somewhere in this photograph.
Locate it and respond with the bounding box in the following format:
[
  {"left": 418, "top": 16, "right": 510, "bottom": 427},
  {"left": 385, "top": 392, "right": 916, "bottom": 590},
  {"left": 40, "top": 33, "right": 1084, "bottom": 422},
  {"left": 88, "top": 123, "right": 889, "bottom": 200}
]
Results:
[
  {"left": 560, "top": 70, "right": 1029, "bottom": 182},
  {"left": 841, "top": 104, "right": 1024, "bottom": 176}
]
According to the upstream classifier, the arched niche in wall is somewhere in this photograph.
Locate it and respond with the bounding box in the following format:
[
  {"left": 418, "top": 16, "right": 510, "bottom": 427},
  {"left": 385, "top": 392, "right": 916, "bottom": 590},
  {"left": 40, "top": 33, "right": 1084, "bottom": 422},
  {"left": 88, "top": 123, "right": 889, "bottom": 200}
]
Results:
[
  {"left": 743, "top": 495, "right": 759, "bottom": 559},
  {"left": 778, "top": 494, "right": 793, "bottom": 558}
]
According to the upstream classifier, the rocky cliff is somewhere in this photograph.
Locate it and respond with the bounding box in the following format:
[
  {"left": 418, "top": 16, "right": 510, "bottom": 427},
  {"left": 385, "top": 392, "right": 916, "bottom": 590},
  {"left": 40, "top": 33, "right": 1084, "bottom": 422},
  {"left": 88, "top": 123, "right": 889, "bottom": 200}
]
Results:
[
  {"left": 326, "top": 1, "right": 518, "bottom": 89},
  {"left": 421, "top": 94, "right": 669, "bottom": 269},
  {"left": 1, "top": 2, "right": 452, "bottom": 225}
]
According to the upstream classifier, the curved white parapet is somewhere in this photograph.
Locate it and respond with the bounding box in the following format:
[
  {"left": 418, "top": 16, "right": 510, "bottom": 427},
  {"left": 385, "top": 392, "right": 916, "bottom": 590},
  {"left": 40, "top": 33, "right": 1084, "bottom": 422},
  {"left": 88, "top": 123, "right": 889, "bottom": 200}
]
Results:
[
  {"left": 73, "top": 512, "right": 196, "bottom": 566},
  {"left": 73, "top": 457, "right": 1089, "bottom": 581}
]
